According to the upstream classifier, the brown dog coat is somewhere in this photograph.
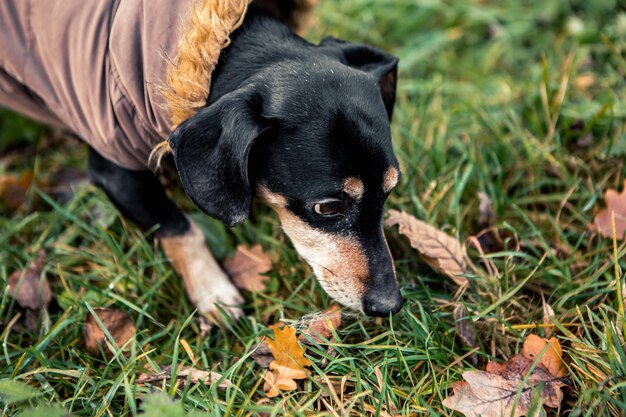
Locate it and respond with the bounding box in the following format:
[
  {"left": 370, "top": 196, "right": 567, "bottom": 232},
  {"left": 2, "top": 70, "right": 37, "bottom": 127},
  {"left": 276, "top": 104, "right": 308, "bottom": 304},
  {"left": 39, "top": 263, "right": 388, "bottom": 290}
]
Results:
[{"left": 0, "top": 0, "right": 313, "bottom": 169}]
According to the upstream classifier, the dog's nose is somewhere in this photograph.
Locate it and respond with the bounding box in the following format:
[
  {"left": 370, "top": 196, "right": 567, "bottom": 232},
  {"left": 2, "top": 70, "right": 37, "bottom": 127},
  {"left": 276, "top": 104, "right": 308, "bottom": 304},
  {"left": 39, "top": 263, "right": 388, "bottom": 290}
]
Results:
[{"left": 362, "top": 287, "right": 403, "bottom": 317}]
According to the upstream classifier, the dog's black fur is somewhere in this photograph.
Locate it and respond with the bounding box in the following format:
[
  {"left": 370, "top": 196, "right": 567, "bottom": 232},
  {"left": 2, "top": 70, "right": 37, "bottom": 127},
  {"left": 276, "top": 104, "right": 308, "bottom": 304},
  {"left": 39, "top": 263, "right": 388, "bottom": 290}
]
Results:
[{"left": 89, "top": 5, "right": 403, "bottom": 317}]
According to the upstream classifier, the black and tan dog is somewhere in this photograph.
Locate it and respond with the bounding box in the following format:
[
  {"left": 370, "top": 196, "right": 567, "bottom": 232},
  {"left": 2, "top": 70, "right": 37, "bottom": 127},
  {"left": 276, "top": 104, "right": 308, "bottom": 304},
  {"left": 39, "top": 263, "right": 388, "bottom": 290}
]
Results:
[{"left": 0, "top": 0, "right": 402, "bottom": 319}]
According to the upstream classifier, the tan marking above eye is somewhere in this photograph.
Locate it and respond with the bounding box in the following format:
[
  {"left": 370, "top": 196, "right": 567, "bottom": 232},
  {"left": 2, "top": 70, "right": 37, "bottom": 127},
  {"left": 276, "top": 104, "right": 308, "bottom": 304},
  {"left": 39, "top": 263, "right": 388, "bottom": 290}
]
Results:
[
  {"left": 382, "top": 167, "right": 399, "bottom": 193},
  {"left": 343, "top": 177, "right": 365, "bottom": 200},
  {"left": 257, "top": 184, "right": 368, "bottom": 310}
]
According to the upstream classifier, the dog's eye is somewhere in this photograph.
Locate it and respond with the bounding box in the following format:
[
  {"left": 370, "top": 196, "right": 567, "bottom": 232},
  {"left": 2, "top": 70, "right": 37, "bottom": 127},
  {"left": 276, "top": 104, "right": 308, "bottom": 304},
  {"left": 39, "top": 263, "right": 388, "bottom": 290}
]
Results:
[{"left": 313, "top": 200, "right": 344, "bottom": 217}]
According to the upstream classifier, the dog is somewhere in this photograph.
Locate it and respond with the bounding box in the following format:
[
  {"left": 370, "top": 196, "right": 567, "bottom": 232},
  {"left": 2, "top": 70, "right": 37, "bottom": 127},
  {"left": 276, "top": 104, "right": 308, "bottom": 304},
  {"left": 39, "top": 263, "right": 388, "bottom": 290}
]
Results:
[{"left": 0, "top": 0, "right": 403, "bottom": 319}]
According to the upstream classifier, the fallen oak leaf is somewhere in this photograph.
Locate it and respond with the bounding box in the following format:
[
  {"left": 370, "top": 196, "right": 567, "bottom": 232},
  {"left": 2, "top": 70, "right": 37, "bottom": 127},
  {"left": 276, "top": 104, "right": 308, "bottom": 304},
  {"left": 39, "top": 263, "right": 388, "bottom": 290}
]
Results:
[
  {"left": 443, "top": 367, "right": 565, "bottom": 417},
  {"left": 8, "top": 250, "right": 50, "bottom": 311},
  {"left": 268, "top": 326, "right": 311, "bottom": 369},
  {"left": 592, "top": 180, "right": 626, "bottom": 240},
  {"left": 262, "top": 326, "right": 311, "bottom": 397},
  {"left": 223, "top": 244, "right": 272, "bottom": 291},
  {"left": 252, "top": 308, "right": 341, "bottom": 368},
  {"left": 263, "top": 362, "right": 307, "bottom": 398},
  {"left": 84, "top": 308, "right": 135, "bottom": 356},
  {"left": 385, "top": 209, "right": 469, "bottom": 286},
  {"left": 137, "top": 365, "right": 231, "bottom": 390},
  {"left": 443, "top": 334, "right": 568, "bottom": 417}
]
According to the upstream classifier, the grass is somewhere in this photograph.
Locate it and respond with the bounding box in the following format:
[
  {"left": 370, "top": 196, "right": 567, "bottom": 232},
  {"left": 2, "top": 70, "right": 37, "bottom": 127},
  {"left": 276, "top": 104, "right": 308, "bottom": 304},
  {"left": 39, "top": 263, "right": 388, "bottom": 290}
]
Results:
[{"left": 1, "top": 0, "right": 626, "bottom": 415}]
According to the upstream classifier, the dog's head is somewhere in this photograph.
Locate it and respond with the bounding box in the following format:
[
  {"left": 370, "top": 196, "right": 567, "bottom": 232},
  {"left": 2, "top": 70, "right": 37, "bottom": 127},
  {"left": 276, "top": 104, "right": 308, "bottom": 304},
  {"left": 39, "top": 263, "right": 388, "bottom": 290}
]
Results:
[{"left": 168, "top": 37, "right": 402, "bottom": 316}]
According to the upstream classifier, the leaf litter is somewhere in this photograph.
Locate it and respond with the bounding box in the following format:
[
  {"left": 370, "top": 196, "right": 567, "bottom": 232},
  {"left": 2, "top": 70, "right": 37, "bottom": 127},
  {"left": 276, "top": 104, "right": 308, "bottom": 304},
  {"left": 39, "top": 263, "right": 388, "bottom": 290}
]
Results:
[
  {"left": 386, "top": 209, "right": 469, "bottom": 286},
  {"left": 592, "top": 179, "right": 626, "bottom": 240},
  {"left": 0, "top": 171, "right": 34, "bottom": 209},
  {"left": 137, "top": 365, "right": 231, "bottom": 390},
  {"left": 8, "top": 250, "right": 50, "bottom": 311},
  {"left": 3, "top": 200, "right": 574, "bottom": 408},
  {"left": 223, "top": 244, "right": 273, "bottom": 292},
  {"left": 453, "top": 304, "right": 479, "bottom": 365},
  {"left": 7, "top": 249, "right": 51, "bottom": 330},
  {"left": 83, "top": 307, "right": 136, "bottom": 356},
  {"left": 443, "top": 334, "right": 568, "bottom": 417},
  {"left": 252, "top": 306, "right": 341, "bottom": 368},
  {"left": 263, "top": 325, "right": 312, "bottom": 397}
]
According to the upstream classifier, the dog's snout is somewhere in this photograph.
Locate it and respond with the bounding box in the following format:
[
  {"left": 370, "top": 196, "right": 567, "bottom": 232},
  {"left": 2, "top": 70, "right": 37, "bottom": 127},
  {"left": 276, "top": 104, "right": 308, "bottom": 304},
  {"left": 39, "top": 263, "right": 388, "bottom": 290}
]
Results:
[{"left": 362, "top": 285, "right": 403, "bottom": 317}]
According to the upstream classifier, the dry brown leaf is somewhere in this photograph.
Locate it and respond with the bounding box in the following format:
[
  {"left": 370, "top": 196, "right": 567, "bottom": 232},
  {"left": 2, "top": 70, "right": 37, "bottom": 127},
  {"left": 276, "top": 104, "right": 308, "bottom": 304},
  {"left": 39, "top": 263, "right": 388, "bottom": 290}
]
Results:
[
  {"left": 473, "top": 227, "right": 507, "bottom": 254},
  {"left": 592, "top": 180, "right": 626, "bottom": 240},
  {"left": 8, "top": 250, "right": 50, "bottom": 311},
  {"left": 299, "top": 305, "right": 341, "bottom": 343},
  {"left": 223, "top": 244, "right": 272, "bottom": 291},
  {"left": 443, "top": 367, "right": 564, "bottom": 417},
  {"left": 84, "top": 308, "right": 136, "bottom": 356},
  {"left": 453, "top": 304, "right": 478, "bottom": 365},
  {"left": 522, "top": 335, "right": 566, "bottom": 377},
  {"left": 136, "top": 365, "right": 231, "bottom": 390},
  {"left": 443, "top": 335, "right": 568, "bottom": 417},
  {"left": 386, "top": 209, "right": 468, "bottom": 286},
  {"left": 251, "top": 341, "right": 274, "bottom": 368},
  {"left": 262, "top": 326, "right": 311, "bottom": 397},
  {"left": 0, "top": 171, "right": 34, "bottom": 209}
]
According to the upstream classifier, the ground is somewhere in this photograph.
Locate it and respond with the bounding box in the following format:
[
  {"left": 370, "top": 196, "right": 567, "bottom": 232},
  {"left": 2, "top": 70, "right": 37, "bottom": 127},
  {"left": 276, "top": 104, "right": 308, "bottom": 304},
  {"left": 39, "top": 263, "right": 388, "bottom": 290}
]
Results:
[{"left": 1, "top": 0, "right": 626, "bottom": 415}]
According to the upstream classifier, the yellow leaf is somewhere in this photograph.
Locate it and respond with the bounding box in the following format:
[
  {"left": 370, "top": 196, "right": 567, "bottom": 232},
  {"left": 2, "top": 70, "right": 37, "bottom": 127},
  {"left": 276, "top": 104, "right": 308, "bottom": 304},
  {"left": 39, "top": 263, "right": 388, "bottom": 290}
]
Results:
[
  {"left": 262, "top": 326, "right": 312, "bottom": 397},
  {"left": 267, "top": 326, "right": 312, "bottom": 369}
]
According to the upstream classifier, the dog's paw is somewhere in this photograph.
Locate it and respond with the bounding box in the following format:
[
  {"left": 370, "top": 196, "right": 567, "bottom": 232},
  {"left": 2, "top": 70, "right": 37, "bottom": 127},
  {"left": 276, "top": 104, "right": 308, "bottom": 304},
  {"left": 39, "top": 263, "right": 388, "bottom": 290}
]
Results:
[
  {"left": 194, "top": 276, "right": 245, "bottom": 319},
  {"left": 193, "top": 275, "right": 244, "bottom": 336},
  {"left": 196, "top": 276, "right": 244, "bottom": 335},
  {"left": 160, "top": 218, "right": 246, "bottom": 325}
]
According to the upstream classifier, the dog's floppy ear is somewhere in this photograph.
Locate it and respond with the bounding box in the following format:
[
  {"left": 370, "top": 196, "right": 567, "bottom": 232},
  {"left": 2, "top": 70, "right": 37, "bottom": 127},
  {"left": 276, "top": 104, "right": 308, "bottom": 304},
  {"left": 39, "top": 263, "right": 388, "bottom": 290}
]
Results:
[
  {"left": 168, "top": 86, "right": 269, "bottom": 227},
  {"left": 321, "top": 36, "right": 398, "bottom": 120}
]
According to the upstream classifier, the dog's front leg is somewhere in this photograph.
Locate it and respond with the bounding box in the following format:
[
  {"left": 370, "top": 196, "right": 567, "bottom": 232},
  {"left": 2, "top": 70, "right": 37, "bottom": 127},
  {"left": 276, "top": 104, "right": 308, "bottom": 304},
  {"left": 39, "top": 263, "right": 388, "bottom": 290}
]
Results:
[
  {"left": 87, "top": 148, "right": 243, "bottom": 321},
  {"left": 159, "top": 218, "right": 244, "bottom": 320}
]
